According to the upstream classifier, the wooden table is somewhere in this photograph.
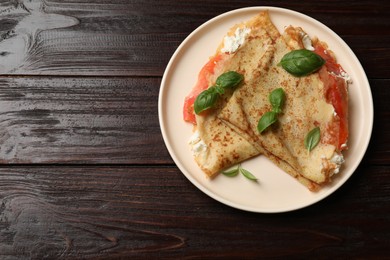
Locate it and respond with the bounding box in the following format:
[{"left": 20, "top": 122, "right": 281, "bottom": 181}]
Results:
[{"left": 0, "top": 1, "right": 388, "bottom": 258}]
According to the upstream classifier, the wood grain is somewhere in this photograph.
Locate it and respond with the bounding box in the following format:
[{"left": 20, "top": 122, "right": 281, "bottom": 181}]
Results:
[
  {"left": 0, "top": 0, "right": 388, "bottom": 76},
  {"left": 0, "top": 76, "right": 386, "bottom": 164},
  {"left": 0, "top": 165, "right": 388, "bottom": 259},
  {"left": 0, "top": 0, "right": 389, "bottom": 258},
  {"left": 0, "top": 76, "right": 172, "bottom": 164}
]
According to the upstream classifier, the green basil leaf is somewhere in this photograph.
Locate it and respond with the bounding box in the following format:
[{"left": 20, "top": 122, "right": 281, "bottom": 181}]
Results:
[
  {"left": 257, "top": 111, "right": 278, "bottom": 133},
  {"left": 269, "top": 88, "right": 285, "bottom": 114},
  {"left": 194, "top": 71, "right": 243, "bottom": 115},
  {"left": 239, "top": 167, "right": 257, "bottom": 181},
  {"left": 216, "top": 71, "right": 244, "bottom": 89},
  {"left": 214, "top": 85, "right": 225, "bottom": 95},
  {"left": 279, "top": 49, "right": 325, "bottom": 77},
  {"left": 194, "top": 87, "right": 219, "bottom": 114},
  {"left": 304, "top": 127, "right": 321, "bottom": 152},
  {"left": 222, "top": 166, "right": 239, "bottom": 177}
]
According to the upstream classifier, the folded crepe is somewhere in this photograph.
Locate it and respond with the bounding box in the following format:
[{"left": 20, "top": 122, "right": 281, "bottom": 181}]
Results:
[
  {"left": 219, "top": 26, "right": 349, "bottom": 191},
  {"left": 184, "top": 11, "right": 349, "bottom": 191},
  {"left": 186, "top": 11, "right": 278, "bottom": 177}
]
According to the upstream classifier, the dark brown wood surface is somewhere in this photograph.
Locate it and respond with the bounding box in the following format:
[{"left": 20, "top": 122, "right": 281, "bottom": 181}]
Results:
[{"left": 0, "top": 0, "right": 389, "bottom": 258}]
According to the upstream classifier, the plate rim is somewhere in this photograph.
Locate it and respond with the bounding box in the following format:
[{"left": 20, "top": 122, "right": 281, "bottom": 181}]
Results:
[{"left": 158, "top": 6, "right": 374, "bottom": 213}]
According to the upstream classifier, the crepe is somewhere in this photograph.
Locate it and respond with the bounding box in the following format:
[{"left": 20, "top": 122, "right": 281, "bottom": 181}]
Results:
[
  {"left": 219, "top": 26, "right": 348, "bottom": 190},
  {"left": 184, "top": 11, "right": 349, "bottom": 191},
  {"left": 186, "top": 11, "right": 278, "bottom": 177}
]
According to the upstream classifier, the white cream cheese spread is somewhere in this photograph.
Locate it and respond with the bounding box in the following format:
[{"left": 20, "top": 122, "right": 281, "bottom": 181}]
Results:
[
  {"left": 300, "top": 32, "right": 315, "bottom": 51},
  {"left": 320, "top": 151, "right": 345, "bottom": 176},
  {"left": 330, "top": 152, "right": 345, "bottom": 174},
  {"left": 339, "top": 70, "right": 353, "bottom": 84},
  {"left": 189, "top": 131, "right": 207, "bottom": 156},
  {"left": 221, "top": 27, "right": 251, "bottom": 53}
]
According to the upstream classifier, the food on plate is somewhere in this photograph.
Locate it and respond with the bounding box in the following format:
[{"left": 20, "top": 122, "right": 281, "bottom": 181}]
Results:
[
  {"left": 185, "top": 11, "right": 279, "bottom": 177},
  {"left": 183, "top": 11, "right": 349, "bottom": 191}
]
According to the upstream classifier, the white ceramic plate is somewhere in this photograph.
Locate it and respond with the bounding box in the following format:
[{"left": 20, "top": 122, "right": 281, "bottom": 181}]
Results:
[{"left": 158, "top": 7, "right": 373, "bottom": 213}]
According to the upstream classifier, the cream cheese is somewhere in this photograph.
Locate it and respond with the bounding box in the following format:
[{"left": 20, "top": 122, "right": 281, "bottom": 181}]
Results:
[
  {"left": 300, "top": 32, "right": 315, "bottom": 51},
  {"left": 221, "top": 27, "right": 251, "bottom": 54},
  {"left": 189, "top": 131, "right": 207, "bottom": 156},
  {"left": 330, "top": 70, "right": 352, "bottom": 84},
  {"left": 319, "top": 149, "right": 345, "bottom": 177},
  {"left": 330, "top": 152, "right": 345, "bottom": 174},
  {"left": 340, "top": 71, "right": 353, "bottom": 84}
]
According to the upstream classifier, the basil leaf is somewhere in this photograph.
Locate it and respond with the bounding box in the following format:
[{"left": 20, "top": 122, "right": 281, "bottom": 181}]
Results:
[
  {"left": 216, "top": 71, "right": 244, "bottom": 89},
  {"left": 269, "top": 88, "right": 285, "bottom": 114},
  {"left": 222, "top": 166, "right": 239, "bottom": 177},
  {"left": 279, "top": 49, "right": 325, "bottom": 77},
  {"left": 194, "top": 87, "right": 219, "bottom": 114},
  {"left": 304, "top": 127, "right": 321, "bottom": 152},
  {"left": 214, "top": 85, "right": 225, "bottom": 95},
  {"left": 257, "top": 111, "right": 278, "bottom": 133},
  {"left": 239, "top": 167, "right": 257, "bottom": 181},
  {"left": 194, "top": 71, "right": 244, "bottom": 115}
]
